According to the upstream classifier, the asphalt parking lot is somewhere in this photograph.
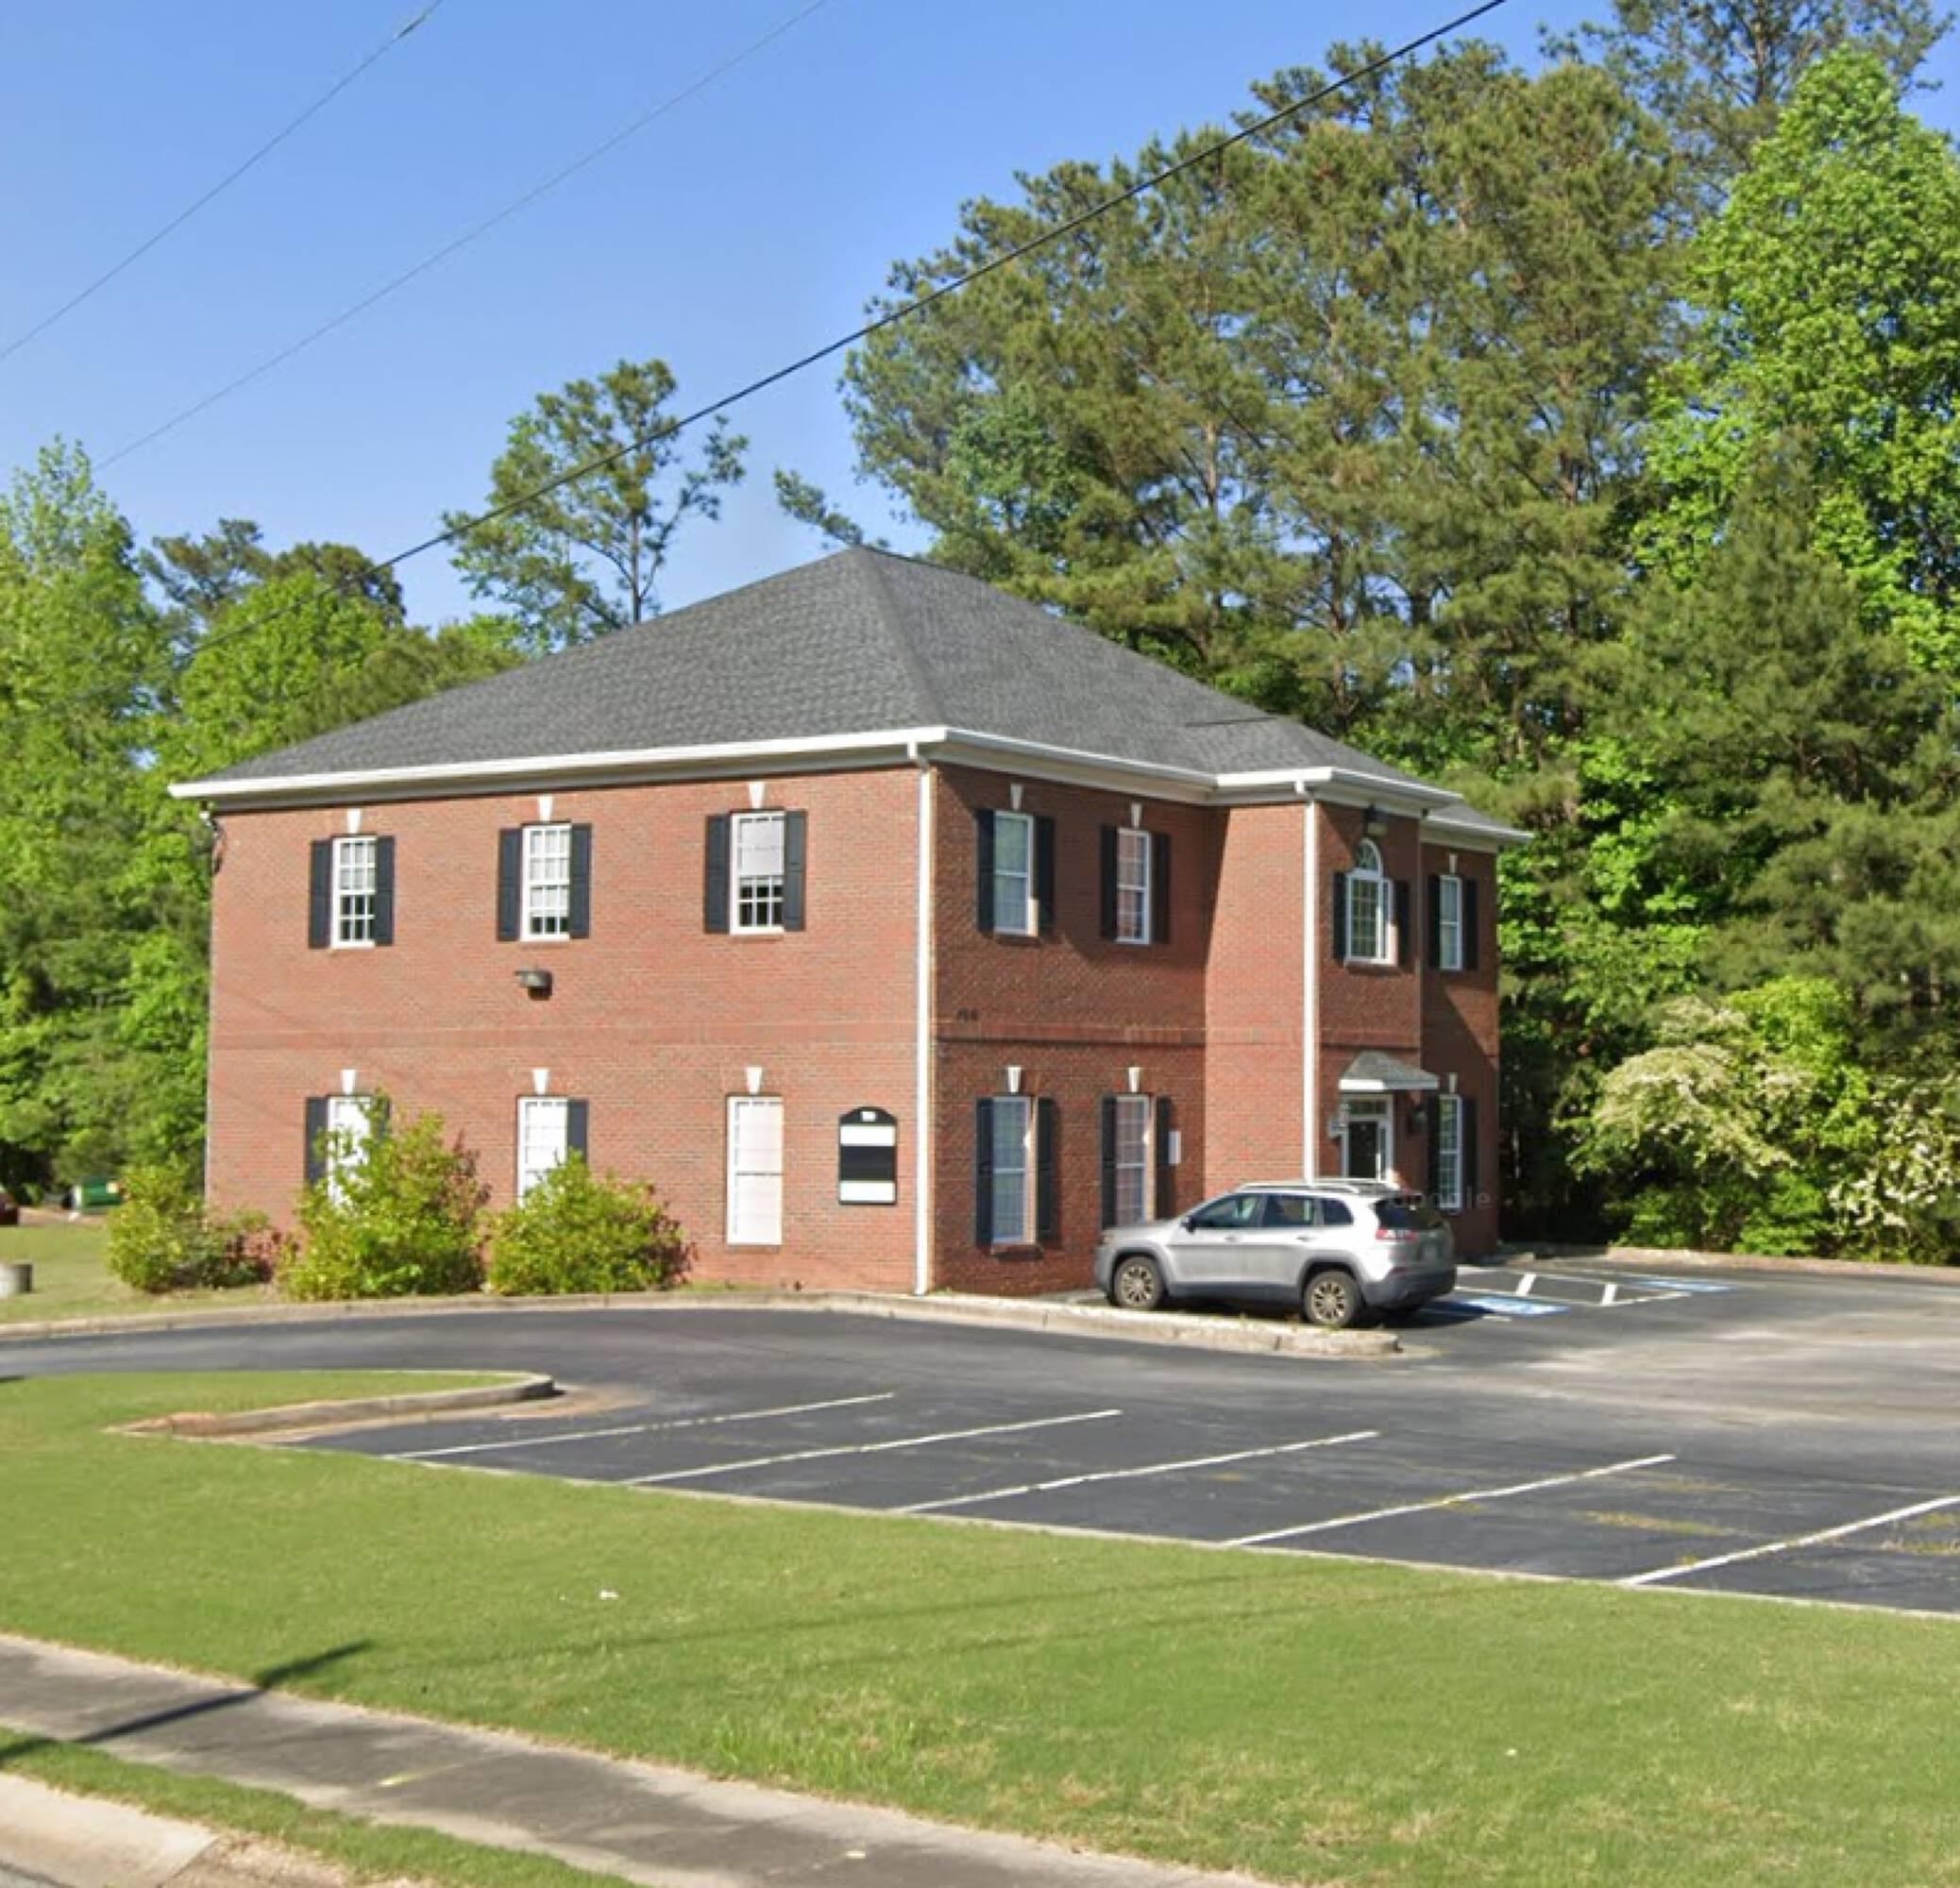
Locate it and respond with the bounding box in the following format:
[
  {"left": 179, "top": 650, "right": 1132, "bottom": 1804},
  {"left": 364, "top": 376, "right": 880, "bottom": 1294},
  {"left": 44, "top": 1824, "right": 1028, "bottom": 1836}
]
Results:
[{"left": 4, "top": 1257, "right": 1956, "bottom": 1616}]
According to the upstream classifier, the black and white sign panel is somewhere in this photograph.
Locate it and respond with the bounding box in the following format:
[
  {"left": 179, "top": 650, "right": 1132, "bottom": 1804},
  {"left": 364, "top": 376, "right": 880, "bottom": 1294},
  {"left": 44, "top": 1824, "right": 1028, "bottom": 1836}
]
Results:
[{"left": 838, "top": 1107, "right": 898, "bottom": 1205}]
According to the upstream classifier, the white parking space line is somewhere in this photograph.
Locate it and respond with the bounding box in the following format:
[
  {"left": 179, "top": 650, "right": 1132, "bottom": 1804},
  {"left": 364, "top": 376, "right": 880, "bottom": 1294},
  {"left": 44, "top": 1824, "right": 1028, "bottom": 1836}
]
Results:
[
  {"left": 1228, "top": 1453, "right": 1678, "bottom": 1548},
  {"left": 624, "top": 1408, "right": 1125, "bottom": 1485},
  {"left": 898, "top": 1428, "right": 1381, "bottom": 1514},
  {"left": 392, "top": 1392, "right": 898, "bottom": 1460},
  {"left": 1622, "top": 1492, "right": 1960, "bottom": 1588}
]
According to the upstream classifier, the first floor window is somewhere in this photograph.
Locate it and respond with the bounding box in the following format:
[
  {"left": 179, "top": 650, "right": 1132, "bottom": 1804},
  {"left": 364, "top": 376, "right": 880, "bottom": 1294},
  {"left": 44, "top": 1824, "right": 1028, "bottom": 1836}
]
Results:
[
  {"left": 1347, "top": 839, "right": 1390, "bottom": 963},
  {"left": 989, "top": 1095, "right": 1032, "bottom": 1244},
  {"left": 1116, "top": 828, "right": 1153, "bottom": 944},
  {"left": 1437, "top": 873, "right": 1464, "bottom": 971},
  {"left": 1112, "top": 1094, "right": 1153, "bottom": 1225},
  {"left": 1435, "top": 1095, "right": 1464, "bottom": 1211},
  {"left": 517, "top": 1096, "right": 570, "bottom": 1200},
  {"left": 991, "top": 812, "right": 1035, "bottom": 936},
  {"left": 733, "top": 812, "right": 787, "bottom": 932},
  {"left": 523, "top": 823, "right": 572, "bottom": 938},
  {"left": 727, "top": 1095, "right": 785, "bottom": 1244},
  {"left": 324, "top": 1093, "right": 374, "bottom": 1200},
  {"left": 332, "top": 836, "right": 377, "bottom": 947}
]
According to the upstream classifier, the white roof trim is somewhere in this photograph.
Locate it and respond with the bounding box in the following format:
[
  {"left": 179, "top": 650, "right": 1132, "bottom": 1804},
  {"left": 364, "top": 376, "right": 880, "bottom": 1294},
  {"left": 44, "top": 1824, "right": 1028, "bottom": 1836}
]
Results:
[
  {"left": 1425, "top": 808, "right": 1529, "bottom": 847},
  {"left": 1215, "top": 764, "right": 1457, "bottom": 810}
]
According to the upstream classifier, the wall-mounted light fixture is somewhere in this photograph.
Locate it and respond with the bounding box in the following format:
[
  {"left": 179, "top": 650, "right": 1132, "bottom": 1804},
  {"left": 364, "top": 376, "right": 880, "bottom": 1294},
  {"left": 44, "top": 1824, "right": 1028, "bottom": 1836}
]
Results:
[
  {"left": 1363, "top": 803, "right": 1389, "bottom": 836},
  {"left": 515, "top": 968, "right": 553, "bottom": 997}
]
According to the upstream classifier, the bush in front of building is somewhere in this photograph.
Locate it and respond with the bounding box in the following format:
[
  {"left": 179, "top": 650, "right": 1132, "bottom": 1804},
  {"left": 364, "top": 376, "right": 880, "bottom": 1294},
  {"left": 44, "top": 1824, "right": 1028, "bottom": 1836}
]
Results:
[
  {"left": 485, "top": 1155, "right": 691, "bottom": 1295},
  {"left": 286, "top": 1111, "right": 489, "bottom": 1300},
  {"left": 106, "top": 1166, "right": 286, "bottom": 1294}
]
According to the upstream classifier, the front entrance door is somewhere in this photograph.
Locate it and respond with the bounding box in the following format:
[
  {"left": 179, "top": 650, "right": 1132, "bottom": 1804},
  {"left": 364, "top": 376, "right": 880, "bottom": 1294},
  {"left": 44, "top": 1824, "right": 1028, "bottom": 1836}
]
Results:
[{"left": 1343, "top": 1101, "right": 1390, "bottom": 1182}]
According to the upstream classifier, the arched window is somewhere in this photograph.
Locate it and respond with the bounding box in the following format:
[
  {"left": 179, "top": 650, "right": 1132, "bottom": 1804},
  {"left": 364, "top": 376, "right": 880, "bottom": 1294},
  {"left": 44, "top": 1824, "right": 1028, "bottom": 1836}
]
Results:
[{"left": 1348, "top": 839, "right": 1389, "bottom": 962}]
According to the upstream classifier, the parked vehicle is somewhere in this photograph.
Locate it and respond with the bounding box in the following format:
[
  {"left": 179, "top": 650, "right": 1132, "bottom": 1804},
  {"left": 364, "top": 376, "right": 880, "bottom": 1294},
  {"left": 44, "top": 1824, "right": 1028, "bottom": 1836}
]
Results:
[{"left": 1095, "top": 1181, "right": 1456, "bottom": 1329}]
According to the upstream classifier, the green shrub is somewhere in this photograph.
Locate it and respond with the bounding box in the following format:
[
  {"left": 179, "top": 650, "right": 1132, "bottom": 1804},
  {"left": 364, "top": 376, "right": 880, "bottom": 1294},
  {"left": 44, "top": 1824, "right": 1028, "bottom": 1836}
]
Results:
[
  {"left": 106, "top": 1166, "right": 282, "bottom": 1293},
  {"left": 486, "top": 1155, "right": 691, "bottom": 1295},
  {"left": 285, "top": 1107, "right": 487, "bottom": 1301}
]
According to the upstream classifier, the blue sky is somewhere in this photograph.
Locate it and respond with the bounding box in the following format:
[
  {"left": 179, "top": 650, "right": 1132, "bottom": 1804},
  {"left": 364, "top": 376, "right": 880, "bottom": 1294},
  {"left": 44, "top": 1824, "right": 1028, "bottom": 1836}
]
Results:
[{"left": 3, "top": 0, "right": 1954, "bottom": 627}]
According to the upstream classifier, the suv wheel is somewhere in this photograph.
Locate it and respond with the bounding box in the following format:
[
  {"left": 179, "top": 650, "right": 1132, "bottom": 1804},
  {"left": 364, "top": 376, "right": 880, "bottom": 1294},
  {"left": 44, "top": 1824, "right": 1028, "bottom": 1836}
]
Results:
[
  {"left": 1303, "top": 1268, "right": 1362, "bottom": 1330},
  {"left": 1109, "top": 1255, "right": 1167, "bottom": 1312}
]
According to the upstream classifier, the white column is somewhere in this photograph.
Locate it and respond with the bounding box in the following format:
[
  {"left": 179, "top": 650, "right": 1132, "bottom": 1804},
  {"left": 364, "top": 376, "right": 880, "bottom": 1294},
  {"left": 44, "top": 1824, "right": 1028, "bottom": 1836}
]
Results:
[{"left": 1301, "top": 786, "right": 1320, "bottom": 1180}]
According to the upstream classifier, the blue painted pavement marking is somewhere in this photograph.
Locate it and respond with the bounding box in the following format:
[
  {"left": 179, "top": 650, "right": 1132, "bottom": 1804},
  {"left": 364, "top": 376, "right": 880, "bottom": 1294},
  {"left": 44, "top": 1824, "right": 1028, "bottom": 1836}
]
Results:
[
  {"left": 1625, "top": 1276, "right": 1734, "bottom": 1294},
  {"left": 1446, "top": 1294, "right": 1573, "bottom": 1318}
]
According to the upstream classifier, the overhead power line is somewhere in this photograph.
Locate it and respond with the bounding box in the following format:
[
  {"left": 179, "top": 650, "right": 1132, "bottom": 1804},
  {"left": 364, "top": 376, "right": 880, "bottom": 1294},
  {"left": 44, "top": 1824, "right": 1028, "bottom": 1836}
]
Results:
[
  {"left": 0, "top": 3, "right": 448, "bottom": 368},
  {"left": 101, "top": 0, "right": 834, "bottom": 469},
  {"left": 153, "top": 0, "right": 1516, "bottom": 679}
]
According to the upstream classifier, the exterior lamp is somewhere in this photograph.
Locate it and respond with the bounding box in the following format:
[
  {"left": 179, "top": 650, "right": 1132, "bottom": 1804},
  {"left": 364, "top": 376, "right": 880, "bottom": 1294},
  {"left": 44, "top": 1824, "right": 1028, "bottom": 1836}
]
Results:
[
  {"left": 1363, "top": 803, "right": 1389, "bottom": 836},
  {"left": 515, "top": 968, "right": 553, "bottom": 997}
]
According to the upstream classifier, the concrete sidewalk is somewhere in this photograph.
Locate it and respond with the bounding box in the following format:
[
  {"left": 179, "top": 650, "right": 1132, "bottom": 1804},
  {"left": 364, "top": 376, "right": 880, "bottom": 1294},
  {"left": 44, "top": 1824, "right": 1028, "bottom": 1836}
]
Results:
[{"left": 0, "top": 1635, "right": 1261, "bottom": 1888}]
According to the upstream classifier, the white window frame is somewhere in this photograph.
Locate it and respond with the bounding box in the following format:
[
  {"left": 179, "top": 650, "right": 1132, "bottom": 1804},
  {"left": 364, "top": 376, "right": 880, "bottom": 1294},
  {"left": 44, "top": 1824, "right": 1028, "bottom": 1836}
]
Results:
[
  {"left": 991, "top": 811, "right": 1036, "bottom": 936},
  {"left": 1116, "top": 828, "right": 1153, "bottom": 946},
  {"left": 732, "top": 811, "right": 787, "bottom": 935},
  {"left": 516, "top": 1095, "right": 570, "bottom": 1201},
  {"left": 1435, "top": 1093, "right": 1464, "bottom": 1212},
  {"left": 330, "top": 835, "right": 378, "bottom": 949},
  {"left": 1113, "top": 1093, "right": 1154, "bottom": 1226},
  {"left": 989, "top": 1094, "right": 1034, "bottom": 1245},
  {"left": 521, "top": 822, "right": 573, "bottom": 942},
  {"left": 1347, "top": 839, "right": 1391, "bottom": 965},
  {"left": 1340, "top": 1096, "right": 1394, "bottom": 1183},
  {"left": 323, "top": 1093, "right": 374, "bottom": 1202},
  {"left": 1437, "top": 872, "right": 1464, "bottom": 972},
  {"left": 727, "top": 1095, "right": 785, "bottom": 1245}
]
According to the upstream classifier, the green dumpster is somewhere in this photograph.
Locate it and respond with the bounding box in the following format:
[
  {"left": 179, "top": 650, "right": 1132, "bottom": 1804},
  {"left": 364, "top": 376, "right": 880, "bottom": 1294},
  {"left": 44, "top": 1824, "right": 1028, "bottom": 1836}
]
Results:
[{"left": 65, "top": 1177, "right": 125, "bottom": 1211}]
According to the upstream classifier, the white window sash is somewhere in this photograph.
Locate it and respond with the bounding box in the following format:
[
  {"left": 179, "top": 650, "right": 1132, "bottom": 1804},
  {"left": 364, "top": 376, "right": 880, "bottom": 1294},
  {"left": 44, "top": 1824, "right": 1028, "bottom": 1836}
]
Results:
[
  {"left": 1438, "top": 874, "right": 1463, "bottom": 972},
  {"left": 1113, "top": 1093, "right": 1153, "bottom": 1224},
  {"left": 324, "top": 1094, "right": 373, "bottom": 1202},
  {"left": 516, "top": 1096, "right": 570, "bottom": 1201},
  {"left": 990, "top": 1095, "right": 1032, "bottom": 1244},
  {"left": 991, "top": 812, "right": 1035, "bottom": 936},
  {"left": 727, "top": 1096, "right": 785, "bottom": 1245},
  {"left": 522, "top": 824, "right": 572, "bottom": 940},
  {"left": 1348, "top": 872, "right": 1388, "bottom": 963},
  {"left": 732, "top": 813, "right": 787, "bottom": 934},
  {"left": 1116, "top": 829, "right": 1152, "bottom": 945},
  {"left": 331, "top": 836, "right": 377, "bottom": 949},
  {"left": 1437, "top": 1096, "right": 1463, "bottom": 1211}
]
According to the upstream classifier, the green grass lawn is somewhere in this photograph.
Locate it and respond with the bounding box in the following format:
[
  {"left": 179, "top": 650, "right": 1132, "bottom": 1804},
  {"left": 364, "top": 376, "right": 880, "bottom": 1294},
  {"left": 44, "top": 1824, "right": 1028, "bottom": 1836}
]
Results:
[
  {"left": 2, "top": 1372, "right": 1956, "bottom": 1888},
  {"left": 0, "top": 1219, "right": 275, "bottom": 1325}
]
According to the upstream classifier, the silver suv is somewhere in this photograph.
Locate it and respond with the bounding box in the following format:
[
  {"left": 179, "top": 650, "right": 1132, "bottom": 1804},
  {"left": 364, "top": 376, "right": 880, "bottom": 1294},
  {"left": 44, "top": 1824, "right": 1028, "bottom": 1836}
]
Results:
[{"left": 1094, "top": 1181, "right": 1457, "bottom": 1329}]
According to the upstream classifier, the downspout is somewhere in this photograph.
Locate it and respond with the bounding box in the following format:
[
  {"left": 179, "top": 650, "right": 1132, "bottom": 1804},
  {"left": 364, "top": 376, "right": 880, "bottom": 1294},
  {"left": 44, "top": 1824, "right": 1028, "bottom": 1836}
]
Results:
[
  {"left": 910, "top": 745, "right": 935, "bottom": 1295},
  {"left": 1298, "top": 780, "right": 1319, "bottom": 1180}
]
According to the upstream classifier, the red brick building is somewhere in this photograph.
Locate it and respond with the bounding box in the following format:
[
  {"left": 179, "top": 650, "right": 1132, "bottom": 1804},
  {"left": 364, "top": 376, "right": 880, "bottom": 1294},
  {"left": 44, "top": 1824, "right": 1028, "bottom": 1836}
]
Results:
[{"left": 175, "top": 550, "right": 1523, "bottom": 1294}]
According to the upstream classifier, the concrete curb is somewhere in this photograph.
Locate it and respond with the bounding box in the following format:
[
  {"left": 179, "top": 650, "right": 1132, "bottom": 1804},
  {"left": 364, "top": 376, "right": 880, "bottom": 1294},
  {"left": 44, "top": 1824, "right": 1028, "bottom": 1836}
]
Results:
[
  {"left": 120, "top": 1371, "right": 559, "bottom": 1438},
  {"left": 1500, "top": 1242, "right": 1960, "bottom": 1287},
  {"left": 0, "top": 1289, "right": 1399, "bottom": 1359},
  {"left": 0, "top": 1771, "right": 217, "bottom": 1888}
]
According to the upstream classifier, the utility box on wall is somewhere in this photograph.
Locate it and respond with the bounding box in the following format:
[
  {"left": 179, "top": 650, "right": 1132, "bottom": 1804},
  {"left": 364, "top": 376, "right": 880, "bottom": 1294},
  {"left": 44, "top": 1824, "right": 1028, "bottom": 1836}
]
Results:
[{"left": 838, "top": 1107, "right": 898, "bottom": 1205}]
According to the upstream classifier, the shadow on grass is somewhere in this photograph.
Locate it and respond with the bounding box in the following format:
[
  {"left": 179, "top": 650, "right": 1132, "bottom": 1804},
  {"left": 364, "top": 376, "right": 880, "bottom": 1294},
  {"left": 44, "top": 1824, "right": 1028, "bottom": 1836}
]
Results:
[{"left": 0, "top": 1642, "right": 371, "bottom": 1767}]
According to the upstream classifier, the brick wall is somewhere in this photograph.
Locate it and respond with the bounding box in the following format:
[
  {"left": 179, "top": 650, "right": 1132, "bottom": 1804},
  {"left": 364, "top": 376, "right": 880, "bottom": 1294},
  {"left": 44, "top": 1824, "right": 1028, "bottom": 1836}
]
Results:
[
  {"left": 1420, "top": 837, "right": 1502, "bottom": 1257},
  {"left": 207, "top": 768, "right": 921, "bottom": 1289}
]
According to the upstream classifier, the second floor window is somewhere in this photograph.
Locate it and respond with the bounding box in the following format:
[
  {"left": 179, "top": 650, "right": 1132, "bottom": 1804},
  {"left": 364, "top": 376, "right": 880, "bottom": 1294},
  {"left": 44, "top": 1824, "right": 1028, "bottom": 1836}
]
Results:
[
  {"left": 1436, "top": 873, "right": 1464, "bottom": 972},
  {"left": 1116, "top": 829, "right": 1152, "bottom": 945},
  {"left": 523, "top": 824, "right": 572, "bottom": 938},
  {"left": 734, "top": 812, "right": 786, "bottom": 932},
  {"left": 991, "top": 811, "right": 1035, "bottom": 936},
  {"left": 1347, "top": 839, "right": 1390, "bottom": 963},
  {"left": 332, "top": 836, "right": 377, "bottom": 947}
]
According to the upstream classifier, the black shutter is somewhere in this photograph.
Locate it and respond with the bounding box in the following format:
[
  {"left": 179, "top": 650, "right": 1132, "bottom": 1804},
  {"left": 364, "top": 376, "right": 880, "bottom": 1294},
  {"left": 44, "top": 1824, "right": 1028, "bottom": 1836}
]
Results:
[
  {"left": 1155, "top": 1095, "right": 1176, "bottom": 1217},
  {"left": 373, "top": 836, "right": 397, "bottom": 947},
  {"left": 1099, "top": 827, "right": 1119, "bottom": 940},
  {"left": 568, "top": 824, "right": 593, "bottom": 938},
  {"left": 1152, "top": 832, "right": 1172, "bottom": 946},
  {"left": 973, "top": 1098, "right": 995, "bottom": 1245},
  {"left": 1427, "top": 1096, "right": 1442, "bottom": 1203},
  {"left": 308, "top": 841, "right": 333, "bottom": 949},
  {"left": 703, "top": 815, "right": 731, "bottom": 934},
  {"left": 1036, "top": 1096, "right": 1060, "bottom": 1243},
  {"left": 497, "top": 829, "right": 523, "bottom": 942},
  {"left": 1428, "top": 874, "right": 1442, "bottom": 968},
  {"left": 303, "top": 1097, "right": 329, "bottom": 1188},
  {"left": 1035, "top": 816, "right": 1056, "bottom": 936},
  {"left": 1462, "top": 1097, "right": 1479, "bottom": 1208},
  {"left": 370, "top": 1093, "right": 392, "bottom": 1142},
  {"left": 782, "top": 811, "right": 808, "bottom": 931},
  {"left": 974, "top": 810, "right": 996, "bottom": 934},
  {"left": 1463, "top": 875, "right": 1481, "bottom": 971},
  {"left": 566, "top": 1099, "right": 589, "bottom": 1161},
  {"left": 1099, "top": 1095, "right": 1118, "bottom": 1227},
  {"left": 1396, "top": 880, "right": 1412, "bottom": 967},
  {"left": 1331, "top": 871, "right": 1349, "bottom": 963}
]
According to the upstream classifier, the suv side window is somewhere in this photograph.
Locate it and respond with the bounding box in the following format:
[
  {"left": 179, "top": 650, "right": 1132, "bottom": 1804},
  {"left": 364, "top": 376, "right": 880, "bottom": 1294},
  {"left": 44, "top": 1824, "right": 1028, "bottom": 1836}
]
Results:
[
  {"left": 1187, "top": 1193, "right": 1264, "bottom": 1230},
  {"left": 1310, "top": 1196, "right": 1355, "bottom": 1227},
  {"left": 1261, "top": 1193, "right": 1315, "bottom": 1229}
]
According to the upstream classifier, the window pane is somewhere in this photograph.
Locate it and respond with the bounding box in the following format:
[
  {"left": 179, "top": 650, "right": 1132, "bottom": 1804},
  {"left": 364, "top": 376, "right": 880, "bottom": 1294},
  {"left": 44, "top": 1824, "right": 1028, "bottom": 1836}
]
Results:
[
  {"left": 1117, "top": 829, "right": 1151, "bottom": 944},
  {"left": 517, "top": 1097, "right": 569, "bottom": 1199},
  {"left": 734, "top": 813, "right": 786, "bottom": 931},
  {"left": 1114, "top": 1093, "right": 1151, "bottom": 1223},
  {"left": 334, "top": 837, "right": 377, "bottom": 945},
  {"left": 991, "top": 814, "right": 1033, "bottom": 935},
  {"left": 991, "top": 1097, "right": 1029, "bottom": 1242},
  {"left": 1438, "top": 875, "right": 1462, "bottom": 970},
  {"left": 524, "top": 825, "right": 572, "bottom": 937},
  {"left": 728, "top": 1096, "right": 784, "bottom": 1243},
  {"left": 994, "top": 815, "right": 1030, "bottom": 872},
  {"left": 324, "top": 1094, "right": 372, "bottom": 1201},
  {"left": 1350, "top": 875, "right": 1384, "bottom": 960}
]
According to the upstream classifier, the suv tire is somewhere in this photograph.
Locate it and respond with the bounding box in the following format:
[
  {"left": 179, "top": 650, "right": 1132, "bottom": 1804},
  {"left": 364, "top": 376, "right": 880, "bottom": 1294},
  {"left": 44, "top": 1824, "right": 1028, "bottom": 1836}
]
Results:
[
  {"left": 1303, "top": 1267, "right": 1362, "bottom": 1330},
  {"left": 1109, "top": 1255, "right": 1167, "bottom": 1312}
]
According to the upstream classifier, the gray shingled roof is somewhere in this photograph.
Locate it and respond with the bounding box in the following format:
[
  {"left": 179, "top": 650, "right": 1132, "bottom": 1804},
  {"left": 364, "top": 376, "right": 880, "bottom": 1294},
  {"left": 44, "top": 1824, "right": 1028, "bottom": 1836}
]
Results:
[{"left": 200, "top": 549, "right": 1456, "bottom": 803}]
